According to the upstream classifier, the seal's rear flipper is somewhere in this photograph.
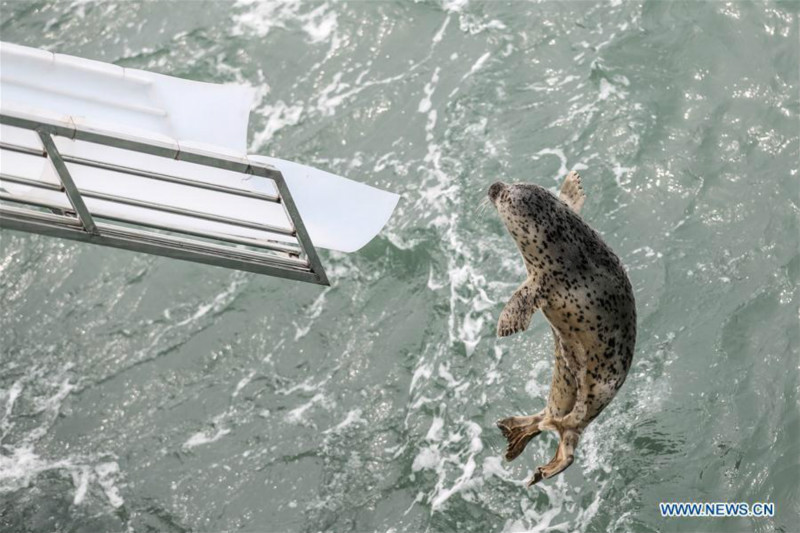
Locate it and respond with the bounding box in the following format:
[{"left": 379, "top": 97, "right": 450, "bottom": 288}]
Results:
[
  {"left": 559, "top": 171, "right": 585, "bottom": 214},
  {"left": 497, "top": 413, "right": 543, "bottom": 461},
  {"left": 497, "top": 278, "right": 540, "bottom": 337},
  {"left": 528, "top": 429, "right": 579, "bottom": 486}
]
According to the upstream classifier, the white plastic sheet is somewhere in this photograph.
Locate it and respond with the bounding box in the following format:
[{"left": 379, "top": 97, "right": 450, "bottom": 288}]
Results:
[
  {"left": 251, "top": 156, "right": 400, "bottom": 253},
  {"left": 0, "top": 41, "right": 399, "bottom": 253}
]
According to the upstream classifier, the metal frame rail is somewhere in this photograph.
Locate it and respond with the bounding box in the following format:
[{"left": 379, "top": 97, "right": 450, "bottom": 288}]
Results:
[{"left": 0, "top": 112, "right": 329, "bottom": 285}]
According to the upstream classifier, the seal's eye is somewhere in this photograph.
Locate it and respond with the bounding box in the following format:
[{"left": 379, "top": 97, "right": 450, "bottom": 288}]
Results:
[{"left": 488, "top": 182, "right": 505, "bottom": 202}]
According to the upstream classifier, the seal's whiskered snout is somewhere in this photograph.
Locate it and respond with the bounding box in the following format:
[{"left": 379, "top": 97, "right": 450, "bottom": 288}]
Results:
[
  {"left": 488, "top": 181, "right": 506, "bottom": 203},
  {"left": 478, "top": 195, "right": 492, "bottom": 215}
]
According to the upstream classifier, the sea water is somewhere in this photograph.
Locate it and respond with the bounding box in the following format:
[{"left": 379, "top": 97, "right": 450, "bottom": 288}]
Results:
[{"left": 0, "top": 1, "right": 798, "bottom": 532}]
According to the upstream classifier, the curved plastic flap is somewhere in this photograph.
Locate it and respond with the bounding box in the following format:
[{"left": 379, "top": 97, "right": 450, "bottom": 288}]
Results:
[{"left": 249, "top": 156, "right": 399, "bottom": 253}]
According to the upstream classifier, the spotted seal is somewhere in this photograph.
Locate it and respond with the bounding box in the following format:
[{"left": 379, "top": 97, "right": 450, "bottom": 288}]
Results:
[{"left": 489, "top": 171, "right": 636, "bottom": 485}]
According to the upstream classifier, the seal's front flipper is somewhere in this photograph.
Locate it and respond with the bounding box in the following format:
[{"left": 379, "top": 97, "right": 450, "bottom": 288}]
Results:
[
  {"left": 497, "top": 279, "right": 540, "bottom": 337},
  {"left": 559, "top": 171, "right": 585, "bottom": 214}
]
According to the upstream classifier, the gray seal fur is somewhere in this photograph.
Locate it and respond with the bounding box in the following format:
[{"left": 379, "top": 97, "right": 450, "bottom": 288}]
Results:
[{"left": 489, "top": 171, "right": 636, "bottom": 486}]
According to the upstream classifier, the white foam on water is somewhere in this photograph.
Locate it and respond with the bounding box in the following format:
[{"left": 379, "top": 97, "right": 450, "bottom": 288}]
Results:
[
  {"left": 0, "top": 366, "right": 125, "bottom": 510},
  {"left": 183, "top": 427, "right": 232, "bottom": 449},
  {"left": 418, "top": 67, "right": 441, "bottom": 114},
  {"left": 429, "top": 421, "right": 484, "bottom": 510},
  {"left": 480, "top": 455, "right": 529, "bottom": 488},
  {"left": 0, "top": 379, "right": 23, "bottom": 436},
  {"left": 0, "top": 445, "right": 127, "bottom": 509},
  {"left": 316, "top": 72, "right": 349, "bottom": 117},
  {"left": 373, "top": 151, "right": 412, "bottom": 177},
  {"left": 179, "top": 274, "right": 247, "bottom": 327},
  {"left": 425, "top": 415, "right": 445, "bottom": 442},
  {"left": 443, "top": 0, "right": 469, "bottom": 13},
  {"left": 233, "top": 0, "right": 336, "bottom": 43},
  {"left": 275, "top": 367, "right": 337, "bottom": 396},
  {"left": 396, "top": 32, "right": 539, "bottom": 514},
  {"left": 630, "top": 246, "right": 663, "bottom": 260},
  {"left": 598, "top": 75, "right": 629, "bottom": 102},
  {"left": 449, "top": 51, "right": 493, "bottom": 99},
  {"left": 460, "top": 305, "right": 487, "bottom": 357},
  {"left": 464, "top": 52, "right": 491, "bottom": 79},
  {"left": 494, "top": 475, "right": 599, "bottom": 533},
  {"left": 525, "top": 357, "right": 555, "bottom": 399},
  {"left": 612, "top": 159, "right": 636, "bottom": 190},
  {"left": 293, "top": 288, "right": 330, "bottom": 341},
  {"left": 0, "top": 445, "right": 67, "bottom": 492},
  {"left": 249, "top": 55, "right": 425, "bottom": 151},
  {"left": 533, "top": 148, "right": 569, "bottom": 183},
  {"left": 412, "top": 446, "right": 441, "bottom": 472},
  {"left": 572, "top": 479, "right": 609, "bottom": 532},
  {"left": 301, "top": 3, "right": 338, "bottom": 44},
  {"left": 284, "top": 392, "right": 331, "bottom": 425},
  {"left": 114, "top": 273, "right": 248, "bottom": 380},
  {"left": 71, "top": 465, "right": 91, "bottom": 505},
  {"left": 323, "top": 408, "right": 365, "bottom": 434},
  {"left": 94, "top": 462, "right": 124, "bottom": 508},
  {"left": 248, "top": 100, "right": 304, "bottom": 151},
  {"left": 232, "top": 371, "right": 256, "bottom": 397},
  {"left": 409, "top": 362, "right": 433, "bottom": 393},
  {"left": 433, "top": 14, "right": 451, "bottom": 44},
  {"left": 320, "top": 66, "right": 424, "bottom": 118}
]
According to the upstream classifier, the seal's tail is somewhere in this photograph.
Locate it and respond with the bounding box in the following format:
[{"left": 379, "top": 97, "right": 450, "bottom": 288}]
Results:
[{"left": 497, "top": 415, "right": 543, "bottom": 461}]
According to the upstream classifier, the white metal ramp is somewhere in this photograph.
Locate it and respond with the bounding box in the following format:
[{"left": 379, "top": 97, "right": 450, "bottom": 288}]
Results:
[
  {"left": 0, "top": 42, "right": 400, "bottom": 285},
  {"left": 0, "top": 107, "right": 328, "bottom": 285}
]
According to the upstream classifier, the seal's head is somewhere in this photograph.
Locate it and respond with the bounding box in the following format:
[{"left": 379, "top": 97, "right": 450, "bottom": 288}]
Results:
[
  {"left": 487, "top": 181, "right": 564, "bottom": 268},
  {"left": 488, "top": 181, "right": 551, "bottom": 225},
  {"left": 488, "top": 181, "right": 506, "bottom": 203}
]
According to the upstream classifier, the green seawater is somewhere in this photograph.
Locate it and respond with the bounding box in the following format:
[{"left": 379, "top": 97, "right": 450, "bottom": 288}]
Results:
[{"left": 0, "top": 1, "right": 798, "bottom": 532}]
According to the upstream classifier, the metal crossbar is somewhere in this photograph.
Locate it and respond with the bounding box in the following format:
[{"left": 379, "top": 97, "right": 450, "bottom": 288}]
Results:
[{"left": 0, "top": 112, "right": 329, "bottom": 285}]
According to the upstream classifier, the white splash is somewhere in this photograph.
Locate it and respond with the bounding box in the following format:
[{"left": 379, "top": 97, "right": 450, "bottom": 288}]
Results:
[
  {"left": 94, "top": 462, "right": 124, "bottom": 508},
  {"left": 0, "top": 367, "right": 125, "bottom": 510},
  {"left": 533, "top": 148, "right": 570, "bottom": 183},
  {"left": 418, "top": 67, "right": 441, "bottom": 114},
  {"left": 464, "top": 52, "right": 491, "bottom": 79},
  {"left": 249, "top": 100, "right": 304, "bottom": 150},
  {"left": 233, "top": 371, "right": 256, "bottom": 397},
  {"left": 324, "top": 408, "right": 366, "bottom": 434},
  {"left": 285, "top": 392, "right": 331, "bottom": 425},
  {"left": 183, "top": 427, "right": 231, "bottom": 449}
]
